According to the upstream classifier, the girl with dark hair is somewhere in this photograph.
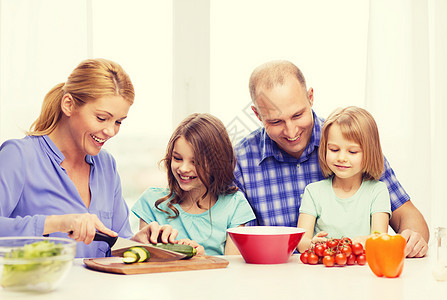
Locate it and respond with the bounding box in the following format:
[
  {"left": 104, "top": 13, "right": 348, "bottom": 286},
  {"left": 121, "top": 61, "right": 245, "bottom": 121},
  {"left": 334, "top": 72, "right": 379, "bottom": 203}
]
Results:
[{"left": 132, "top": 113, "right": 255, "bottom": 255}]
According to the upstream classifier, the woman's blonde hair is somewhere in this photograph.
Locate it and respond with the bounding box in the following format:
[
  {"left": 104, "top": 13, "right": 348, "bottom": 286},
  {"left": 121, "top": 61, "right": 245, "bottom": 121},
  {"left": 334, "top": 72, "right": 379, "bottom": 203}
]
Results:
[
  {"left": 156, "top": 113, "right": 238, "bottom": 219},
  {"left": 28, "top": 58, "right": 134, "bottom": 136},
  {"left": 319, "top": 106, "right": 384, "bottom": 180}
]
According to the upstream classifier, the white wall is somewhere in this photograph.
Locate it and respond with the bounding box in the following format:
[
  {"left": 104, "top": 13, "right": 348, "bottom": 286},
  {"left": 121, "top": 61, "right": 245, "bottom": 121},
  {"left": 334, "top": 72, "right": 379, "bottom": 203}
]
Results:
[{"left": 1, "top": 0, "right": 445, "bottom": 234}]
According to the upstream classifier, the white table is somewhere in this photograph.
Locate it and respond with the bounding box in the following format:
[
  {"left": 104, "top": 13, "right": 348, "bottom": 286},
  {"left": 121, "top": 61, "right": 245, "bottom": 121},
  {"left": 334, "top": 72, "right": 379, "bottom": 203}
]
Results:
[{"left": 1, "top": 255, "right": 445, "bottom": 300}]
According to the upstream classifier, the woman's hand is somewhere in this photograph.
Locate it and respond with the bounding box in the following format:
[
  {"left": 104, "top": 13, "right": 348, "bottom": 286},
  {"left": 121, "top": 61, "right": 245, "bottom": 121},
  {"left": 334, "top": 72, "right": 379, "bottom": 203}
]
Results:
[
  {"left": 44, "top": 213, "right": 117, "bottom": 245},
  {"left": 175, "top": 238, "right": 205, "bottom": 256},
  {"left": 132, "top": 221, "right": 178, "bottom": 244}
]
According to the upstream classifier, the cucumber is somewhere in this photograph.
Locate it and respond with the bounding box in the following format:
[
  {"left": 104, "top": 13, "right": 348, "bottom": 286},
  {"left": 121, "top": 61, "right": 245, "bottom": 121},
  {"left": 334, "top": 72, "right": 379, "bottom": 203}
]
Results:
[
  {"left": 122, "top": 249, "right": 140, "bottom": 264},
  {"left": 129, "top": 247, "right": 150, "bottom": 262},
  {"left": 122, "top": 247, "right": 151, "bottom": 264},
  {"left": 152, "top": 243, "right": 197, "bottom": 258}
]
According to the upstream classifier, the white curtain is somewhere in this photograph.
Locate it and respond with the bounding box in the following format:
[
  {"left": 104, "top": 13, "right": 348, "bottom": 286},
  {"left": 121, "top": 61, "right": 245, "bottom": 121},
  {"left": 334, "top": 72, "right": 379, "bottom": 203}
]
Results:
[
  {"left": 365, "top": 0, "right": 447, "bottom": 232},
  {"left": 0, "top": 0, "right": 89, "bottom": 141}
]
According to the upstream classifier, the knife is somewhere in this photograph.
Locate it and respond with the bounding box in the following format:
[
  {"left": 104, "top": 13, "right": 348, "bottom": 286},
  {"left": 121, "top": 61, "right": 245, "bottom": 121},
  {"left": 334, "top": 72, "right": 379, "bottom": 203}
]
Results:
[{"left": 93, "top": 232, "right": 186, "bottom": 262}]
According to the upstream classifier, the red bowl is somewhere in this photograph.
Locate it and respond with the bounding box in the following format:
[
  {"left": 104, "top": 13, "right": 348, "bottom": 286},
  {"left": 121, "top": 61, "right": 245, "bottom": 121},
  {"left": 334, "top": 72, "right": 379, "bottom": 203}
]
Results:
[{"left": 227, "top": 226, "right": 305, "bottom": 264}]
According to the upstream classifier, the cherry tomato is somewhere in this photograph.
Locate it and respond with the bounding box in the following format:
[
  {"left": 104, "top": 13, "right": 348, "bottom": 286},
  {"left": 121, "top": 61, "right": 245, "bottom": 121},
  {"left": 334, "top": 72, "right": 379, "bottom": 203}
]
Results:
[
  {"left": 335, "top": 253, "right": 347, "bottom": 266},
  {"left": 327, "top": 239, "right": 339, "bottom": 249},
  {"left": 340, "top": 245, "right": 352, "bottom": 257},
  {"left": 339, "top": 237, "right": 352, "bottom": 246},
  {"left": 323, "top": 255, "right": 335, "bottom": 267},
  {"left": 314, "top": 244, "right": 325, "bottom": 257},
  {"left": 356, "top": 254, "right": 367, "bottom": 265},
  {"left": 307, "top": 253, "right": 319, "bottom": 265},
  {"left": 323, "top": 248, "right": 334, "bottom": 257},
  {"left": 351, "top": 243, "right": 364, "bottom": 256},
  {"left": 300, "top": 251, "right": 309, "bottom": 264},
  {"left": 346, "top": 254, "right": 356, "bottom": 265}
]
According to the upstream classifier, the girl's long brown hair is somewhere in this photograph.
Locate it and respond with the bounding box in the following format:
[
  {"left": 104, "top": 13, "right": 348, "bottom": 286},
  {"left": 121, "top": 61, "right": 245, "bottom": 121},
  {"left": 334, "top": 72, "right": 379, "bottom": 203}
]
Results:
[
  {"left": 28, "top": 58, "right": 134, "bottom": 136},
  {"left": 156, "top": 113, "right": 238, "bottom": 218}
]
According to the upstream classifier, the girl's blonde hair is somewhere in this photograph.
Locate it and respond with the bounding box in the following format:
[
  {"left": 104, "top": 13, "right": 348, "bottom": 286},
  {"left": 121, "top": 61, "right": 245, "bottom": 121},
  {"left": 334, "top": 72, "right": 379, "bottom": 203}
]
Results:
[
  {"left": 156, "top": 113, "right": 238, "bottom": 218},
  {"left": 28, "top": 58, "right": 134, "bottom": 136},
  {"left": 319, "top": 106, "right": 384, "bottom": 180}
]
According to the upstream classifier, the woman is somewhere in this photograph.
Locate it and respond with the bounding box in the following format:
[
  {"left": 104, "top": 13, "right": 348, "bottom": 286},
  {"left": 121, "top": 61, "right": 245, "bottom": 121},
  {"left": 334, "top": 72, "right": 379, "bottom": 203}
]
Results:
[{"left": 0, "top": 58, "right": 176, "bottom": 258}]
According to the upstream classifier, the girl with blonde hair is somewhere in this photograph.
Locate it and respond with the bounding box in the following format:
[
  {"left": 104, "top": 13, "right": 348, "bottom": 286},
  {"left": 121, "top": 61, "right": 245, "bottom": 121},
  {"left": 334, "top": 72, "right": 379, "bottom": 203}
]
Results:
[{"left": 297, "top": 106, "right": 391, "bottom": 252}]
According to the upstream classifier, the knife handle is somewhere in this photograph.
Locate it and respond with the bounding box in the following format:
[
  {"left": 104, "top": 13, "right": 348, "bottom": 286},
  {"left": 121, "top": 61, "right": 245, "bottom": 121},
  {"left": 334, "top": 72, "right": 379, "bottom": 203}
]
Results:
[{"left": 93, "top": 232, "right": 118, "bottom": 248}]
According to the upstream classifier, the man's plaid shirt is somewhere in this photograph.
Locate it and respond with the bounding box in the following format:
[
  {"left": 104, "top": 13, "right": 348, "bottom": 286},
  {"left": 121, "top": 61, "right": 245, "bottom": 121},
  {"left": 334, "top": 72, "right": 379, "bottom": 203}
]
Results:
[{"left": 234, "top": 110, "right": 410, "bottom": 227}]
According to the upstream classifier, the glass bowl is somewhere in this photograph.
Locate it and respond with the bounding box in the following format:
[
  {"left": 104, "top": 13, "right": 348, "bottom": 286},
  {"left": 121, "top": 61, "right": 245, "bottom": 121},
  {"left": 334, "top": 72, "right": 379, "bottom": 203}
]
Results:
[{"left": 0, "top": 237, "right": 76, "bottom": 292}]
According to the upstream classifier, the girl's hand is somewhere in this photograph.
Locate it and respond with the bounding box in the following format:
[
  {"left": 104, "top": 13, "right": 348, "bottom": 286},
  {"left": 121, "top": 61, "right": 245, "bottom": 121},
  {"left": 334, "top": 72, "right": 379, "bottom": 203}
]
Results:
[
  {"left": 311, "top": 231, "right": 329, "bottom": 246},
  {"left": 45, "top": 213, "right": 117, "bottom": 245},
  {"left": 132, "top": 221, "right": 178, "bottom": 244},
  {"left": 175, "top": 238, "right": 205, "bottom": 256}
]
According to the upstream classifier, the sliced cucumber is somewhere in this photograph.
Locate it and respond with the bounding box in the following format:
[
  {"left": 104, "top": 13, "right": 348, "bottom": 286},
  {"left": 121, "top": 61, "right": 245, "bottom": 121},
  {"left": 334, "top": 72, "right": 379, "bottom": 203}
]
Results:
[
  {"left": 123, "top": 255, "right": 138, "bottom": 264},
  {"left": 122, "top": 249, "right": 140, "bottom": 264},
  {"left": 129, "top": 247, "right": 150, "bottom": 262}
]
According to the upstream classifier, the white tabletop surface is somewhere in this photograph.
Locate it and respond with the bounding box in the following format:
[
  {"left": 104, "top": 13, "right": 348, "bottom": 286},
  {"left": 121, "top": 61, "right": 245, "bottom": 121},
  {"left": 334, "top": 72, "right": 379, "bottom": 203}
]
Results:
[{"left": 1, "top": 254, "right": 445, "bottom": 300}]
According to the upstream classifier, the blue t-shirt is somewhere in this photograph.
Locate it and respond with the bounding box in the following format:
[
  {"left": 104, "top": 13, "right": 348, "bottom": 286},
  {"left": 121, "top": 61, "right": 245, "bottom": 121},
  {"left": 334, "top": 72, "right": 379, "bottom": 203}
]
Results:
[
  {"left": 0, "top": 135, "right": 133, "bottom": 258},
  {"left": 132, "top": 187, "right": 256, "bottom": 255},
  {"left": 299, "top": 178, "right": 392, "bottom": 238}
]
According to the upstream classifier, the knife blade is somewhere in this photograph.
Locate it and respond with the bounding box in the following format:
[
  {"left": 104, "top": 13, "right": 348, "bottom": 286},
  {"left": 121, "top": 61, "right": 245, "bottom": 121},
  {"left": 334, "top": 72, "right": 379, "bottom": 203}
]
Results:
[{"left": 93, "top": 232, "right": 186, "bottom": 262}]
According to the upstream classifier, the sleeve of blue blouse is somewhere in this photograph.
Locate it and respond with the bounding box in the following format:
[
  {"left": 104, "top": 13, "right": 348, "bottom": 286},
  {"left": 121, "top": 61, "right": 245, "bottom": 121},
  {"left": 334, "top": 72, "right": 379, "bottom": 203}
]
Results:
[
  {"left": 110, "top": 156, "right": 133, "bottom": 239},
  {"left": 0, "top": 140, "right": 47, "bottom": 236},
  {"left": 379, "top": 157, "right": 411, "bottom": 211},
  {"left": 228, "top": 191, "right": 256, "bottom": 228}
]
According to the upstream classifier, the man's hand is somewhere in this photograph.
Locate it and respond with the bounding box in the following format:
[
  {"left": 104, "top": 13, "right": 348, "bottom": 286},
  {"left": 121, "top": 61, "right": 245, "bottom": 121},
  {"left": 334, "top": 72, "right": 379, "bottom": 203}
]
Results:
[
  {"left": 389, "top": 200, "right": 429, "bottom": 258},
  {"left": 400, "top": 229, "right": 428, "bottom": 258}
]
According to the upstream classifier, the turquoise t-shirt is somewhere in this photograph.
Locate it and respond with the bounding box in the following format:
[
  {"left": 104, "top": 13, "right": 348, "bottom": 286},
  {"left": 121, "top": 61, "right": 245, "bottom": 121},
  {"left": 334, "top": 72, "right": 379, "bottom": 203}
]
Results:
[
  {"left": 299, "top": 178, "right": 391, "bottom": 238},
  {"left": 131, "top": 188, "right": 256, "bottom": 255}
]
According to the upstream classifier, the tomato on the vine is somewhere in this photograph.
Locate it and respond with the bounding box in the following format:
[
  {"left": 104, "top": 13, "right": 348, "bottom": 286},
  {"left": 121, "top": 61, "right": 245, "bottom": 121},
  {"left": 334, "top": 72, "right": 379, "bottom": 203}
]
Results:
[
  {"left": 323, "top": 248, "right": 334, "bottom": 257},
  {"left": 356, "top": 254, "right": 367, "bottom": 265},
  {"left": 307, "top": 253, "right": 319, "bottom": 265},
  {"left": 340, "top": 245, "right": 352, "bottom": 257},
  {"left": 323, "top": 255, "right": 335, "bottom": 267},
  {"left": 339, "top": 237, "right": 352, "bottom": 246},
  {"left": 351, "top": 243, "right": 364, "bottom": 256},
  {"left": 314, "top": 244, "right": 325, "bottom": 257},
  {"left": 335, "top": 253, "right": 347, "bottom": 266},
  {"left": 300, "top": 251, "right": 309, "bottom": 264},
  {"left": 346, "top": 254, "right": 356, "bottom": 265},
  {"left": 299, "top": 236, "right": 367, "bottom": 268},
  {"left": 327, "top": 239, "right": 339, "bottom": 249}
]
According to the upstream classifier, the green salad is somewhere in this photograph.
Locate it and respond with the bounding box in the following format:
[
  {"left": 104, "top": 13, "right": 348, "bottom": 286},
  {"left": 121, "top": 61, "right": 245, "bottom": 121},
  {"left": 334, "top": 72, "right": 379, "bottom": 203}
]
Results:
[{"left": 1, "top": 240, "right": 72, "bottom": 290}]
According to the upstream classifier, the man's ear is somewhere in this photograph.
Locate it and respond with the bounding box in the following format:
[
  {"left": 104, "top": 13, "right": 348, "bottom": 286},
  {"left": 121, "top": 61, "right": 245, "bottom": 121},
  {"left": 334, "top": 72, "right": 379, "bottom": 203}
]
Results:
[
  {"left": 307, "top": 87, "right": 314, "bottom": 107},
  {"left": 251, "top": 105, "right": 262, "bottom": 122},
  {"left": 61, "top": 94, "right": 75, "bottom": 116}
]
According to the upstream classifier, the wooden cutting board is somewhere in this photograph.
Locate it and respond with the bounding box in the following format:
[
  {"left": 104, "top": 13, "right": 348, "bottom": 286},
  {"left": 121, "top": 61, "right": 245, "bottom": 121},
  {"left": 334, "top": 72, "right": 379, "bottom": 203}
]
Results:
[{"left": 83, "top": 256, "right": 229, "bottom": 275}]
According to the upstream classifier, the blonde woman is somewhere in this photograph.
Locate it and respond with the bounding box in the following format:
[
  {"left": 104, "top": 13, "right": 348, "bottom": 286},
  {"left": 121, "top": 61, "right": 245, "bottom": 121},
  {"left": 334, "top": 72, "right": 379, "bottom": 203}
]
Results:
[{"left": 0, "top": 59, "right": 176, "bottom": 258}]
